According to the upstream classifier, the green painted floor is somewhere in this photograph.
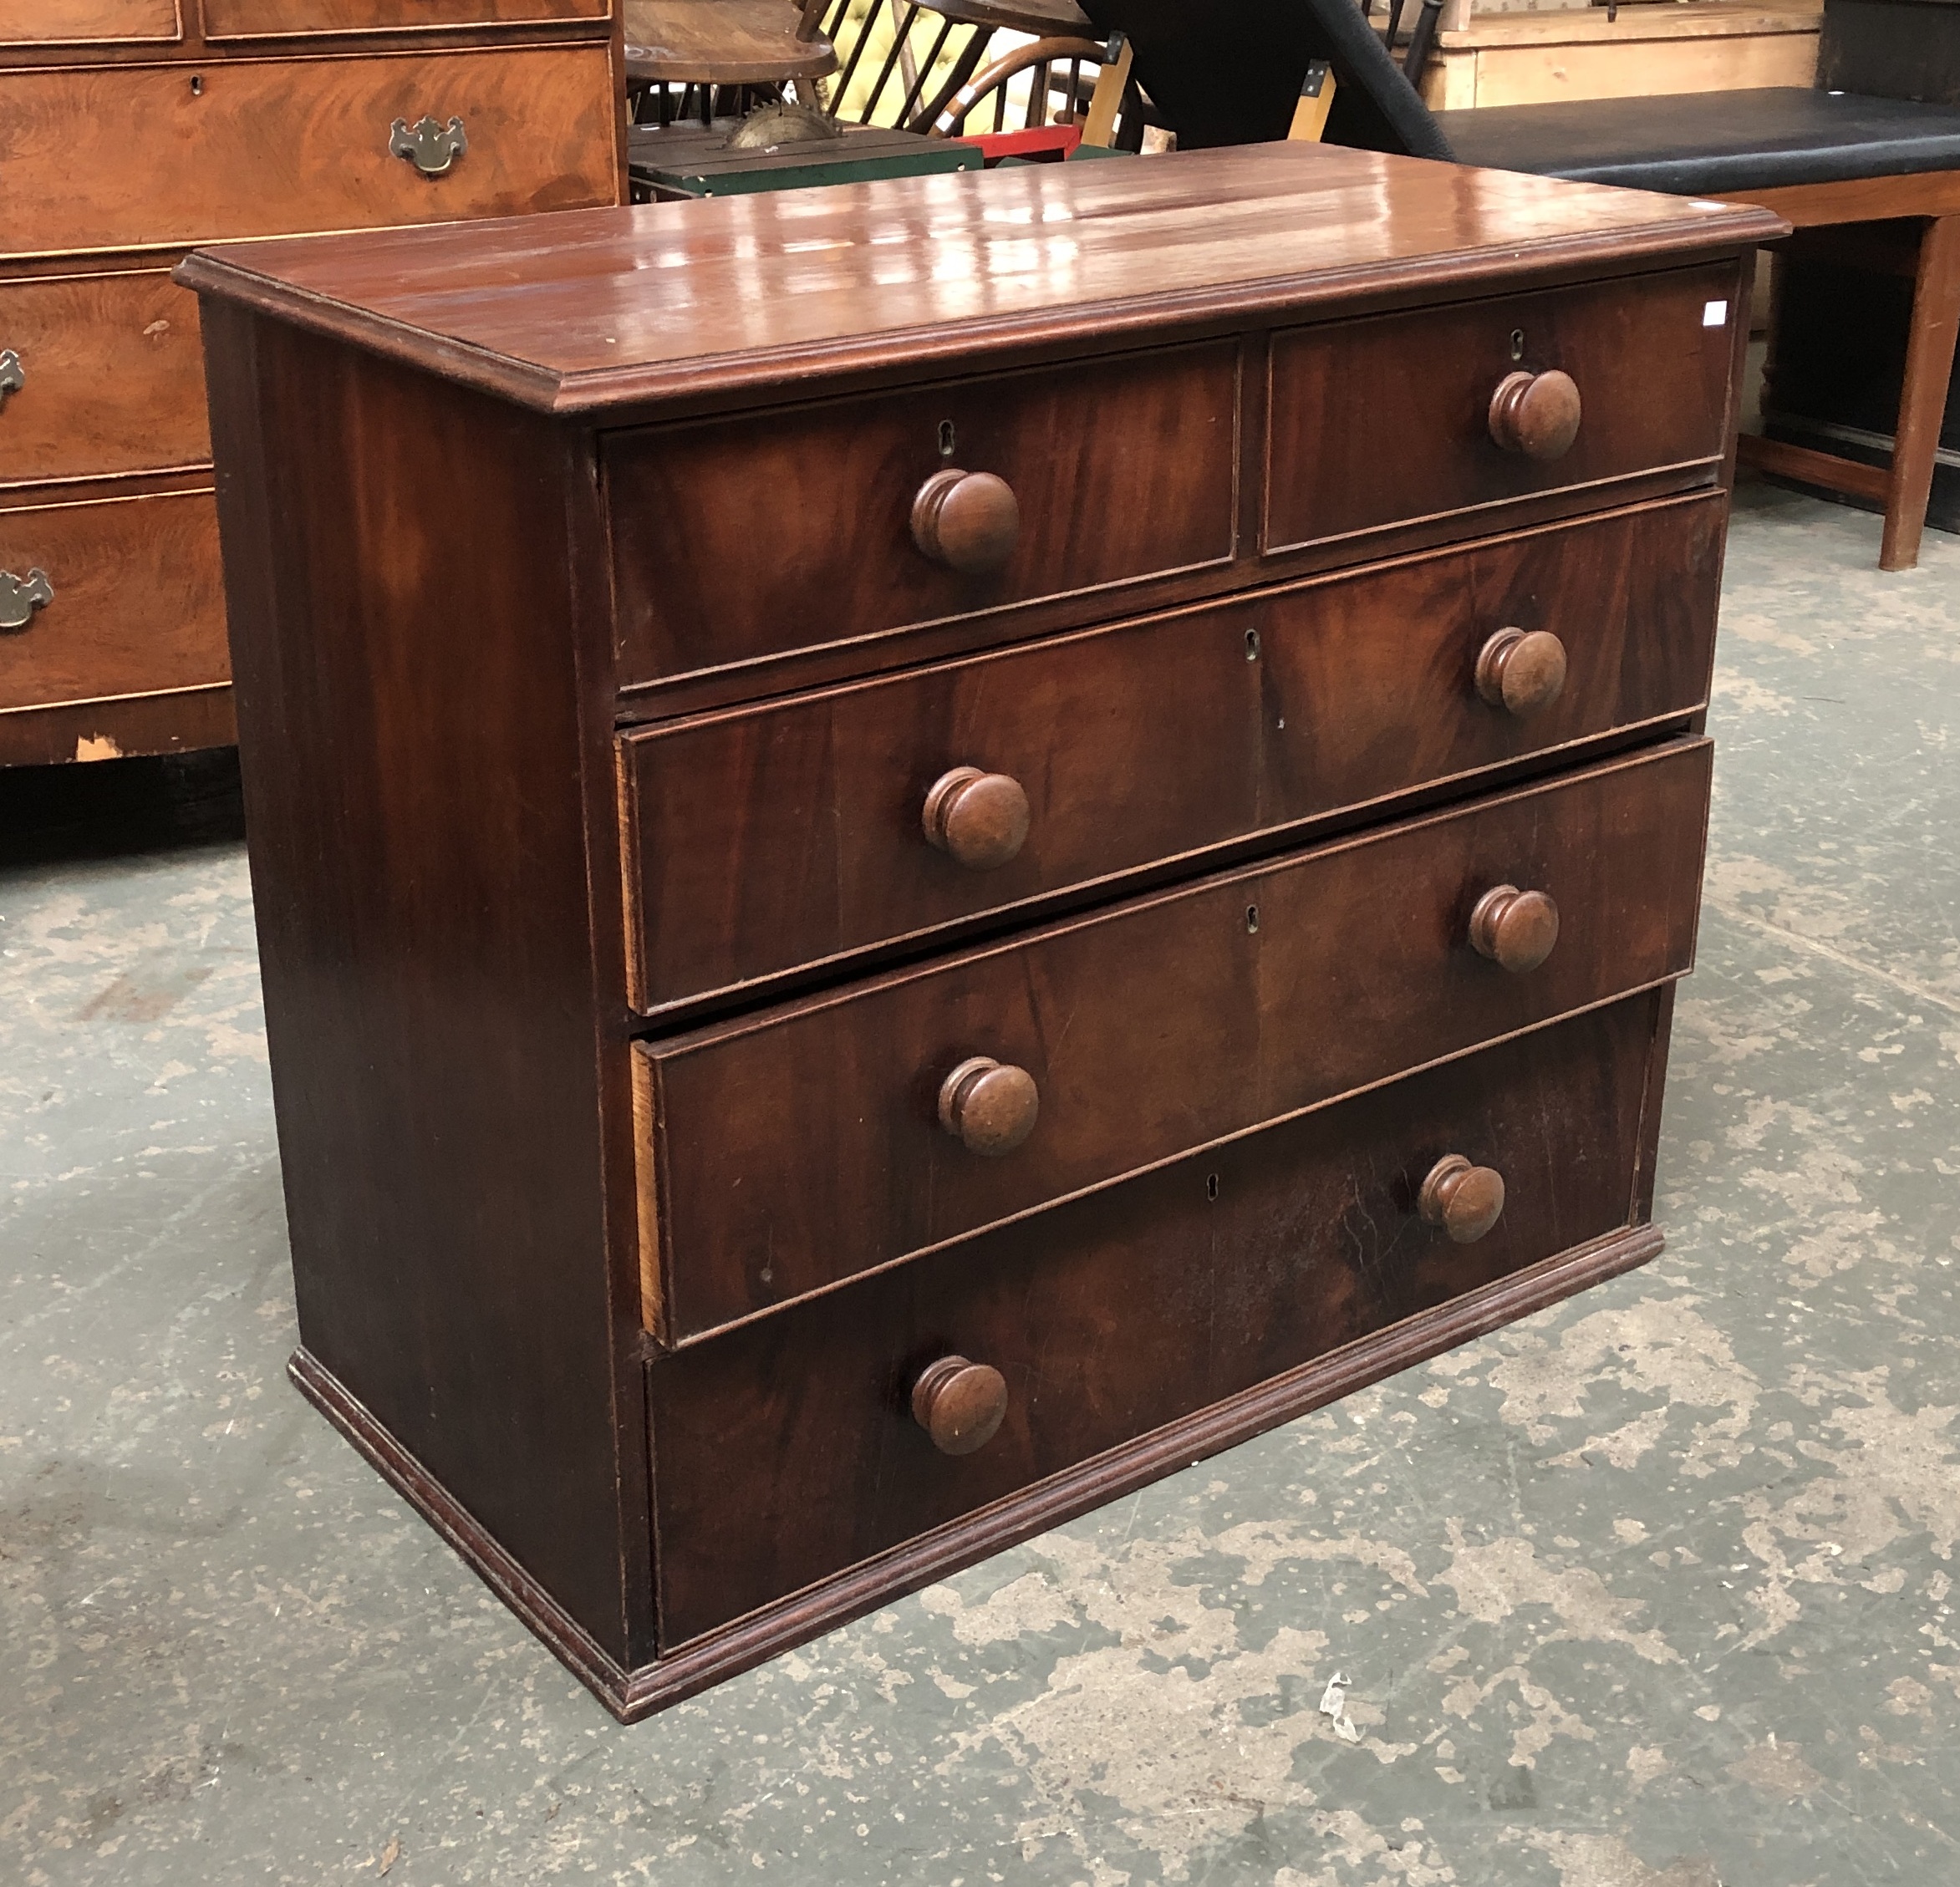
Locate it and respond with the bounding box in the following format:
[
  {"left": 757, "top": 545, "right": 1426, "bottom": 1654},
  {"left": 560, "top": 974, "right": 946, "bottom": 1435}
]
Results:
[{"left": 3, "top": 484, "right": 1957, "bottom": 1887}]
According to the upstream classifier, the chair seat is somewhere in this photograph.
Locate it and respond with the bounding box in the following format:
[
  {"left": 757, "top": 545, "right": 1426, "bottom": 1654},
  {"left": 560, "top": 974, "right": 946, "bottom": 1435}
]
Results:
[
  {"left": 1440, "top": 89, "right": 1960, "bottom": 196},
  {"left": 624, "top": 0, "right": 837, "bottom": 88}
]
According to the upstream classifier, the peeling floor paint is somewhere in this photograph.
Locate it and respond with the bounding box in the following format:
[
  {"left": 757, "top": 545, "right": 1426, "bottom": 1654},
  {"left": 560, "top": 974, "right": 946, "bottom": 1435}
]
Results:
[{"left": 3, "top": 483, "right": 1959, "bottom": 1884}]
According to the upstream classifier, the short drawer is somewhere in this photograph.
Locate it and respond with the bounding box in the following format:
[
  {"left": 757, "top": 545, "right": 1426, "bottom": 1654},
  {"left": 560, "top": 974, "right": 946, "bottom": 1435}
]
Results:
[
  {"left": 1266, "top": 262, "right": 1741, "bottom": 555},
  {"left": 0, "top": 271, "right": 208, "bottom": 488},
  {"left": 0, "top": 48, "right": 619, "bottom": 260},
  {"left": 635, "top": 738, "right": 1709, "bottom": 1341},
  {"left": 203, "top": 0, "right": 608, "bottom": 35},
  {"left": 0, "top": 490, "right": 227, "bottom": 712},
  {"left": 605, "top": 342, "right": 1240, "bottom": 694},
  {"left": 619, "top": 494, "right": 1723, "bottom": 1014},
  {"left": 0, "top": 1, "right": 178, "bottom": 44},
  {"left": 646, "top": 993, "right": 1660, "bottom": 1646}
]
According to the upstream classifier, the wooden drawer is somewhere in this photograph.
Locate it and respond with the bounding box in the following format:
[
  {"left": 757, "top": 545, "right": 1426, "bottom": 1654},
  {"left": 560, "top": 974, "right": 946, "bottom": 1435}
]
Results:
[
  {"left": 605, "top": 342, "right": 1240, "bottom": 694},
  {"left": 0, "top": 1, "right": 178, "bottom": 44},
  {"left": 1266, "top": 262, "right": 1742, "bottom": 555},
  {"left": 636, "top": 738, "right": 1709, "bottom": 1341},
  {"left": 647, "top": 993, "right": 1660, "bottom": 1646},
  {"left": 204, "top": 0, "right": 608, "bottom": 36},
  {"left": 0, "top": 47, "right": 619, "bottom": 261},
  {"left": 620, "top": 494, "right": 1723, "bottom": 1014},
  {"left": 0, "top": 490, "right": 227, "bottom": 712},
  {"left": 0, "top": 271, "right": 208, "bottom": 488}
]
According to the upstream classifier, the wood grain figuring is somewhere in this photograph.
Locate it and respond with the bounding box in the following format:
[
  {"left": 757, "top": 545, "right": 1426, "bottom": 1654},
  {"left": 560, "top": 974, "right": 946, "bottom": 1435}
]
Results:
[
  {"left": 0, "top": 0, "right": 178, "bottom": 43},
  {"left": 0, "top": 271, "right": 209, "bottom": 487},
  {"left": 607, "top": 343, "right": 1238, "bottom": 690},
  {"left": 204, "top": 0, "right": 609, "bottom": 35},
  {"left": 648, "top": 995, "right": 1659, "bottom": 1646},
  {"left": 2, "top": 47, "right": 619, "bottom": 260},
  {"left": 172, "top": 145, "right": 1787, "bottom": 415},
  {"left": 639, "top": 740, "right": 1711, "bottom": 1340},
  {"left": 0, "top": 491, "right": 226, "bottom": 711},
  {"left": 619, "top": 496, "right": 1724, "bottom": 1014},
  {"left": 1266, "top": 262, "right": 1742, "bottom": 554},
  {"left": 201, "top": 307, "right": 651, "bottom": 1667}
]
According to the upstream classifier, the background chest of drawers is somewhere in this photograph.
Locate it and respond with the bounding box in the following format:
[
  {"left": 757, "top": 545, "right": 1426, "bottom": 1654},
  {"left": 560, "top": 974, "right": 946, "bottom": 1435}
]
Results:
[
  {"left": 181, "top": 146, "right": 1784, "bottom": 1719},
  {"left": 0, "top": 1, "right": 623, "bottom": 770}
]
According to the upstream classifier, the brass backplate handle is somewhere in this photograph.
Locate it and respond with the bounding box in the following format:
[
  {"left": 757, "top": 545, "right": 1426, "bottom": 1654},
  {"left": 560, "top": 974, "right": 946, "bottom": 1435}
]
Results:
[
  {"left": 0, "top": 349, "right": 22, "bottom": 400},
  {"left": 389, "top": 115, "right": 468, "bottom": 178},
  {"left": 1, "top": 568, "right": 53, "bottom": 633}
]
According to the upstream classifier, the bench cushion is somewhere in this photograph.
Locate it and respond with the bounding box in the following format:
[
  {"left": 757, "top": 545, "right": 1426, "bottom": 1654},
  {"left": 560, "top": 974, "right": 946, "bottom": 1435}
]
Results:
[{"left": 1440, "top": 88, "right": 1960, "bottom": 195}]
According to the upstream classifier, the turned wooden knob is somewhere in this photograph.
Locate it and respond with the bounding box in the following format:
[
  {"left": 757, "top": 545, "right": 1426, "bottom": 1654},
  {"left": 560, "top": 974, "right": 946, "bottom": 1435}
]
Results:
[
  {"left": 1475, "top": 628, "right": 1568, "bottom": 718},
  {"left": 912, "top": 1355, "right": 1009, "bottom": 1455},
  {"left": 938, "top": 1055, "right": 1039, "bottom": 1156},
  {"left": 1469, "top": 884, "right": 1560, "bottom": 974},
  {"left": 923, "top": 766, "right": 1030, "bottom": 870},
  {"left": 912, "top": 468, "right": 1020, "bottom": 575},
  {"left": 1488, "top": 369, "right": 1583, "bottom": 461},
  {"left": 1418, "top": 1154, "right": 1507, "bottom": 1244}
]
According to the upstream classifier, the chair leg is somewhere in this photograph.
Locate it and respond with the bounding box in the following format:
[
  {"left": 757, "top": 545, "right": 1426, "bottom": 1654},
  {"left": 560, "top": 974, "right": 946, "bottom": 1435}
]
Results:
[{"left": 1881, "top": 214, "right": 1960, "bottom": 572}]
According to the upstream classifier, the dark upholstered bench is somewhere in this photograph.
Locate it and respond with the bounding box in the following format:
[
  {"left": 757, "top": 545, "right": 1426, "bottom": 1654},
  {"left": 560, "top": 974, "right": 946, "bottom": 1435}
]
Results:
[
  {"left": 1443, "top": 86, "right": 1960, "bottom": 572},
  {"left": 1086, "top": 0, "right": 1960, "bottom": 571}
]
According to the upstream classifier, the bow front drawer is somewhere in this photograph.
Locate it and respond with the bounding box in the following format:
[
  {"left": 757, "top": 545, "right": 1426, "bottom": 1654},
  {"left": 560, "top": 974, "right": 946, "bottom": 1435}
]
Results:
[
  {"left": 605, "top": 342, "right": 1241, "bottom": 697},
  {"left": 0, "top": 48, "right": 618, "bottom": 260},
  {"left": 1266, "top": 262, "right": 1742, "bottom": 556},
  {"left": 619, "top": 494, "right": 1723, "bottom": 1015},
  {"left": 0, "top": 1, "right": 179, "bottom": 44},
  {"left": 634, "top": 738, "right": 1710, "bottom": 1342},
  {"left": 202, "top": 0, "right": 608, "bottom": 35},
  {"left": 645, "top": 994, "right": 1660, "bottom": 1646},
  {"left": 0, "top": 491, "right": 226, "bottom": 712}
]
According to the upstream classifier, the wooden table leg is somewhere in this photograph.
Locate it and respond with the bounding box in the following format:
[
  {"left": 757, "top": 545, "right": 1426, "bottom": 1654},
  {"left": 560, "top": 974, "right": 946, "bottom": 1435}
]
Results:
[{"left": 1882, "top": 213, "right": 1960, "bottom": 572}]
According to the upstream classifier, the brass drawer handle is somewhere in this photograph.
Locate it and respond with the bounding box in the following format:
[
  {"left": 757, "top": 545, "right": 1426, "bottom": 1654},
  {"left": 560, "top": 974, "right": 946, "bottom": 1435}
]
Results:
[
  {"left": 1489, "top": 369, "right": 1582, "bottom": 462},
  {"left": 923, "top": 766, "right": 1030, "bottom": 871},
  {"left": 912, "top": 1355, "right": 1008, "bottom": 1456},
  {"left": 938, "top": 1055, "right": 1039, "bottom": 1157},
  {"left": 1419, "top": 1154, "right": 1506, "bottom": 1244},
  {"left": 0, "top": 349, "right": 22, "bottom": 402},
  {"left": 1469, "top": 883, "right": 1559, "bottom": 974},
  {"left": 389, "top": 115, "right": 469, "bottom": 179},
  {"left": 1, "top": 567, "right": 53, "bottom": 633},
  {"left": 1475, "top": 628, "right": 1567, "bottom": 719}
]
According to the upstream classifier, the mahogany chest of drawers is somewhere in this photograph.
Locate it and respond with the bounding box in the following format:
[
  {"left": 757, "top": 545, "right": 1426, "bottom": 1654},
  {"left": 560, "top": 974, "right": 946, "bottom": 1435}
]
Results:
[
  {"left": 181, "top": 146, "right": 1783, "bottom": 1719},
  {"left": 0, "top": 0, "right": 622, "bottom": 770}
]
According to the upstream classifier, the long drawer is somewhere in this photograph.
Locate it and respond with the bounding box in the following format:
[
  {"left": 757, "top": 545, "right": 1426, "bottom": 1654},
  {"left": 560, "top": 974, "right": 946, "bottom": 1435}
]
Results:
[
  {"left": 605, "top": 341, "right": 1240, "bottom": 694},
  {"left": 620, "top": 495, "right": 1724, "bottom": 1014},
  {"left": 0, "top": 47, "right": 619, "bottom": 261},
  {"left": 0, "top": 490, "right": 227, "bottom": 711},
  {"left": 646, "top": 993, "right": 1661, "bottom": 1647},
  {"left": 0, "top": 271, "right": 208, "bottom": 488},
  {"left": 0, "top": 1, "right": 178, "bottom": 44},
  {"left": 202, "top": 0, "right": 608, "bottom": 36},
  {"left": 1266, "top": 262, "right": 1741, "bottom": 556},
  {"left": 635, "top": 738, "right": 1710, "bottom": 1341}
]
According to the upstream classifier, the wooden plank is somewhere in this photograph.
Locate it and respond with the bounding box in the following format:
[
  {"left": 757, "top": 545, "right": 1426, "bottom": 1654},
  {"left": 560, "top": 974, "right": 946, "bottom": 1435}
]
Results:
[{"left": 1737, "top": 430, "right": 1893, "bottom": 502}]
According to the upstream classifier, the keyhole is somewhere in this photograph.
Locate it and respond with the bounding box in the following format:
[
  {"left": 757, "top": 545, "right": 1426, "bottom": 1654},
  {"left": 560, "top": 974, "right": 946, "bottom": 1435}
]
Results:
[
  {"left": 1205, "top": 1172, "right": 1220, "bottom": 1203},
  {"left": 1244, "top": 628, "right": 1260, "bottom": 662},
  {"left": 1245, "top": 904, "right": 1260, "bottom": 934},
  {"left": 1509, "top": 328, "right": 1525, "bottom": 363},
  {"left": 938, "top": 420, "right": 956, "bottom": 458},
  {"left": 191, "top": 74, "right": 204, "bottom": 95}
]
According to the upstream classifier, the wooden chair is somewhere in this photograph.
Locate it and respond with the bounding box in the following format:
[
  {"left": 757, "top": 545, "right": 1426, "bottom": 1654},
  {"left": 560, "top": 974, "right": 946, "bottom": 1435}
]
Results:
[
  {"left": 622, "top": 0, "right": 838, "bottom": 127},
  {"left": 1082, "top": 0, "right": 1960, "bottom": 570}
]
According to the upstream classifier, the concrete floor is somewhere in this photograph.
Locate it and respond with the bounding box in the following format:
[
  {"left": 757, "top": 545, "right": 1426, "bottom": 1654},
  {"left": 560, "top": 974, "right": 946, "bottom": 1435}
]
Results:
[{"left": 3, "top": 482, "right": 1958, "bottom": 1886}]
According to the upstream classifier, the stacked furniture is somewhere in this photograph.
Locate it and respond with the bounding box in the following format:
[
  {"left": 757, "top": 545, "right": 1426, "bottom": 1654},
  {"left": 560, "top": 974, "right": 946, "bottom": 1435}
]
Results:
[
  {"left": 0, "top": 2, "right": 624, "bottom": 771},
  {"left": 181, "top": 145, "right": 1778, "bottom": 1718}
]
